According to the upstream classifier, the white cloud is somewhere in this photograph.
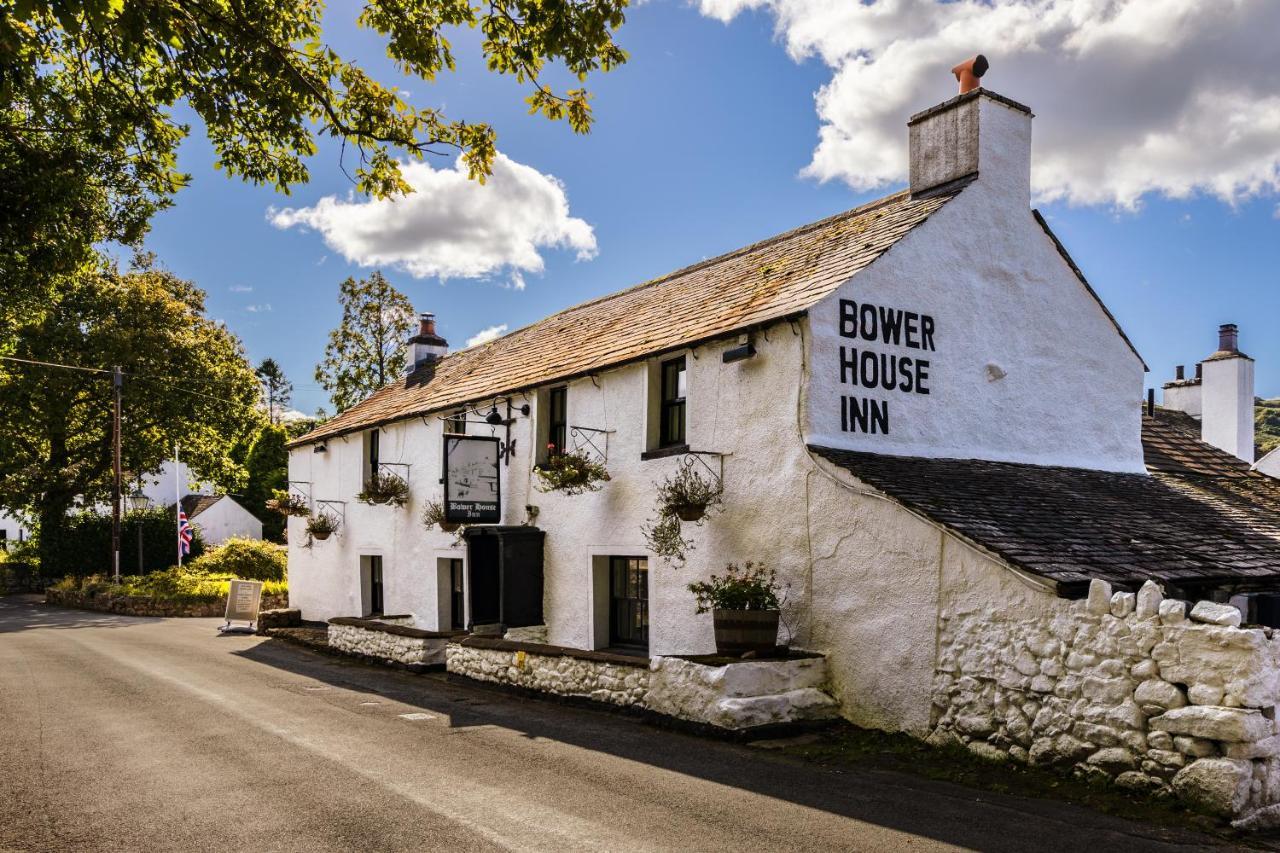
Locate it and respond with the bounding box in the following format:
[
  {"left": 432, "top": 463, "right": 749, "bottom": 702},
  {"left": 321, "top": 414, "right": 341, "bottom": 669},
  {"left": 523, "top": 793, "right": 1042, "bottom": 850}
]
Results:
[
  {"left": 229, "top": 284, "right": 253, "bottom": 293},
  {"left": 246, "top": 304, "right": 272, "bottom": 313},
  {"left": 465, "top": 324, "right": 509, "bottom": 348},
  {"left": 699, "top": 0, "right": 1280, "bottom": 209},
  {"left": 269, "top": 153, "right": 597, "bottom": 282}
]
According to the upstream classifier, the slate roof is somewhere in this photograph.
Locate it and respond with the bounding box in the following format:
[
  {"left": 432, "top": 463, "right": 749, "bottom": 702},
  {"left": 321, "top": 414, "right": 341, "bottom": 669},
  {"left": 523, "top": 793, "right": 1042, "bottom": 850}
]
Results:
[
  {"left": 291, "top": 186, "right": 968, "bottom": 447},
  {"left": 177, "top": 494, "right": 223, "bottom": 519},
  {"left": 811, "top": 409, "right": 1280, "bottom": 597}
]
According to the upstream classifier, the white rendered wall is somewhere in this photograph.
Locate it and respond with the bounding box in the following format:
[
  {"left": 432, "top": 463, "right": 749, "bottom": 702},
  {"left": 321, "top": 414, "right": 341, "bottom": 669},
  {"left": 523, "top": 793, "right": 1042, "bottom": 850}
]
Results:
[
  {"left": 191, "top": 498, "right": 263, "bottom": 546},
  {"left": 0, "top": 509, "right": 32, "bottom": 546},
  {"left": 1201, "top": 356, "right": 1255, "bottom": 463},
  {"left": 139, "top": 460, "right": 211, "bottom": 506},
  {"left": 1162, "top": 382, "right": 1203, "bottom": 418},
  {"left": 1256, "top": 448, "right": 1280, "bottom": 480},
  {"left": 807, "top": 97, "right": 1146, "bottom": 473}
]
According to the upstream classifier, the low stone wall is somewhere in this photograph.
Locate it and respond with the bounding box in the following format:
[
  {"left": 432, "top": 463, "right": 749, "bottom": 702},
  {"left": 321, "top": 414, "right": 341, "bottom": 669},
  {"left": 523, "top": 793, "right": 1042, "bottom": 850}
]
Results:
[
  {"left": 327, "top": 617, "right": 462, "bottom": 669},
  {"left": 933, "top": 578, "right": 1280, "bottom": 826},
  {"left": 648, "top": 654, "right": 839, "bottom": 730},
  {"left": 46, "top": 588, "right": 288, "bottom": 618},
  {"left": 257, "top": 608, "right": 302, "bottom": 633},
  {"left": 446, "top": 637, "right": 649, "bottom": 707}
]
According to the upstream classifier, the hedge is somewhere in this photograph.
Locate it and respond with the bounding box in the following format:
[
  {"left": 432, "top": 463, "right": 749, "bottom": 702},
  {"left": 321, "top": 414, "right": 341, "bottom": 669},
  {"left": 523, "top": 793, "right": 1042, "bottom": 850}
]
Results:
[{"left": 41, "top": 508, "right": 205, "bottom": 578}]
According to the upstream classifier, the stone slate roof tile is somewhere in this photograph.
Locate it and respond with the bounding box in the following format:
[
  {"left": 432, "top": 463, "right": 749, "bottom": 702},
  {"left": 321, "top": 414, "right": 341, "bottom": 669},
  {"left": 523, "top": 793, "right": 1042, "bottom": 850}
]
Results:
[
  {"left": 811, "top": 409, "right": 1280, "bottom": 596},
  {"left": 291, "top": 186, "right": 968, "bottom": 447}
]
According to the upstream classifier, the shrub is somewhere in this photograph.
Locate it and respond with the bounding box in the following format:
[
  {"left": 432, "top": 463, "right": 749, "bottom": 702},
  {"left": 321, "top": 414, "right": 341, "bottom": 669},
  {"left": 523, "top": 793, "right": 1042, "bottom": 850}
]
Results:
[
  {"left": 185, "top": 537, "right": 286, "bottom": 581},
  {"left": 39, "top": 508, "right": 205, "bottom": 578},
  {"left": 422, "top": 500, "right": 460, "bottom": 533},
  {"left": 52, "top": 570, "right": 287, "bottom": 603},
  {"left": 687, "top": 562, "right": 780, "bottom": 613}
]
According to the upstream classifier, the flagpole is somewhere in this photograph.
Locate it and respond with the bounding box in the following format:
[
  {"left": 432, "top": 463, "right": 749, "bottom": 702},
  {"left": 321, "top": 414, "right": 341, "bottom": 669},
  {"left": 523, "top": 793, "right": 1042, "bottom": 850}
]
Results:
[{"left": 176, "top": 441, "right": 182, "bottom": 569}]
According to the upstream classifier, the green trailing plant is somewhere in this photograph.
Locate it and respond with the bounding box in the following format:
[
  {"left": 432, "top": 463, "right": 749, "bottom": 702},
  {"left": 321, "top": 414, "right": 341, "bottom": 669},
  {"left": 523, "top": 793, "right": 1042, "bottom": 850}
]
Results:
[
  {"left": 357, "top": 471, "right": 409, "bottom": 507},
  {"left": 641, "top": 463, "right": 724, "bottom": 565},
  {"left": 422, "top": 500, "right": 460, "bottom": 533},
  {"left": 304, "top": 512, "right": 340, "bottom": 542},
  {"left": 51, "top": 570, "right": 287, "bottom": 604},
  {"left": 687, "top": 562, "right": 780, "bottom": 614},
  {"left": 655, "top": 463, "right": 723, "bottom": 522},
  {"left": 266, "top": 489, "right": 310, "bottom": 517},
  {"left": 534, "top": 445, "right": 611, "bottom": 495}
]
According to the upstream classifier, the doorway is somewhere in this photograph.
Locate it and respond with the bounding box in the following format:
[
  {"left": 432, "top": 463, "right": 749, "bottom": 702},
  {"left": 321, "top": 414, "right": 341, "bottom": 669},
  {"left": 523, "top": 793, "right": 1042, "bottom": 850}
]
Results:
[
  {"left": 362, "top": 555, "right": 384, "bottom": 616},
  {"left": 609, "top": 556, "right": 649, "bottom": 650},
  {"left": 448, "top": 558, "right": 465, "bottom": 630}
]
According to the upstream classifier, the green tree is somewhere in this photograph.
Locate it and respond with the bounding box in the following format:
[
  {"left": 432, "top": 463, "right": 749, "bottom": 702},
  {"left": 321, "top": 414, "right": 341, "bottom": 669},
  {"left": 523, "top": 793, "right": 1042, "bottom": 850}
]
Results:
[
  {"left": 255, "top": 358, "right": 293, "bottom": 425},
  {"left": 0, "top": 255, "right": 259, "bottom": 571},
  {"left": 315, "top": 271, "right": 415, "bottom": 412},
  {"left": 241, "top": 423, "right": 289, "bottom": 542},
  {"left": 0, "top": 0, "right": 627, "bottom": 320}
]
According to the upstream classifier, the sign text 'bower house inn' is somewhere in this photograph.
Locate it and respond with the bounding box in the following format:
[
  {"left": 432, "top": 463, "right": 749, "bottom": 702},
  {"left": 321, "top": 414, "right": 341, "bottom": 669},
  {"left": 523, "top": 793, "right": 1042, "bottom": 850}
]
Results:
[{"left": 837, "top": 299, "right": 936, "bottom": 435}]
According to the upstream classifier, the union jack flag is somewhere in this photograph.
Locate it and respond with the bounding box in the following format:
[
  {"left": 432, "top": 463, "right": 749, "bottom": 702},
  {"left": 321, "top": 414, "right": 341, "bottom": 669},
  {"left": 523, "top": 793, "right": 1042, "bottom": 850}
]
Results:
[{"left": 179, "top": 510, "right": 193, "bottom": 556}]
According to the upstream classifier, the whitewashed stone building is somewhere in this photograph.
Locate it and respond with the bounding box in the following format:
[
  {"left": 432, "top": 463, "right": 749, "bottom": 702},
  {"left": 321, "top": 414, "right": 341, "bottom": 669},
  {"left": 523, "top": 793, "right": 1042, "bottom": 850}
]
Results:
[{"left": 288, "top": 81, "right": 1280, "bottom": 822}]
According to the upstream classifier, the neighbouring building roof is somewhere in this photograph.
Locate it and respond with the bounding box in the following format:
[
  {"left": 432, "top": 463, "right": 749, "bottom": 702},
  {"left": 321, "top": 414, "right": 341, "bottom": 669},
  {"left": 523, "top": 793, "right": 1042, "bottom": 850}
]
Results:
[
  {"left": 177, "top": 494, "right": 223, "bottom": 519},
  {"left": 291, "top": 185, "right": 969, "bottom": 447},
  {"left": 811, "top": 408, "right": 1280, "bottom": 597}
]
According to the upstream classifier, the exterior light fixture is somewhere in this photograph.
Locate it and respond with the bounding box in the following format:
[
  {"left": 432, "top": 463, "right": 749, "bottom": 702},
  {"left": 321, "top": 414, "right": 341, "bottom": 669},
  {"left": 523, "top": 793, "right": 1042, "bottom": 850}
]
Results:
[
  {"left": 314, "top": 444, "right": 327, "bottom": 453},
  {"left": 485, "top": 405, "right": 504, "bottom": 426},
  {"left": 722, "top": 340, "right": 757, "bottom": 363},
  {"left": 126, "top": 494, "right": 150, "bottom": 512}
]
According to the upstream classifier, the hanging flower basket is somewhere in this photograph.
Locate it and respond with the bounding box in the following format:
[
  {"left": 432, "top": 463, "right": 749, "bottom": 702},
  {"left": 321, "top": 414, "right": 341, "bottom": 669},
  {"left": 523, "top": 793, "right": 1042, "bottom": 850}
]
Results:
[
  {"left": 305, "top": 512, "right": 339, "bottom": 542},
  {"left": 641, "top": 463, "right": 724, "bottom": 566},
  {"left": 357, "top": 471, "right": 409, "bottom": 507},
  {"left": 422, "top": 500, "right": 461, "bottom": 534},
  {"left": 266, "top": 489, "right": 310, "bottom": 517},
  {"left": 673, "top": 503, "right": 708, "bottom": 523},
  {"left": 535, "top": 446, "right": 610, "bottom": 495}
]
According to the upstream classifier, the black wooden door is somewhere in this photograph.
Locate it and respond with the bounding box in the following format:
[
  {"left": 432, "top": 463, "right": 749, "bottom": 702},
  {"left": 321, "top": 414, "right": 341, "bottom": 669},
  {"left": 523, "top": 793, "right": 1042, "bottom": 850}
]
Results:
[{"left": 368, "top": 555, "right": 384, "bottom": 616}]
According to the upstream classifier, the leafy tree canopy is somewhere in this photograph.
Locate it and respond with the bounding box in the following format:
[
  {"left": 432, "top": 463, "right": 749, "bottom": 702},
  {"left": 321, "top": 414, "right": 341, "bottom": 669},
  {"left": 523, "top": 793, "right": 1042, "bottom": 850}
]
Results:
[
  {"left": 315, "top": 271, "right": 414, "bottom": 412},
  {"left": 0, "top": 254, "right": 259, "bottom": 569}
]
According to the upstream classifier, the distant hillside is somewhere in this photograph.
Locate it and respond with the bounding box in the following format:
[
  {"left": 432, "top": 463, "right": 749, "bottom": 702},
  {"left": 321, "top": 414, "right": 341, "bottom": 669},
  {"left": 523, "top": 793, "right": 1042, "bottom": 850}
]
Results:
[{"left": 1259, "top": 399, "right": 1280, "bottom": 455}]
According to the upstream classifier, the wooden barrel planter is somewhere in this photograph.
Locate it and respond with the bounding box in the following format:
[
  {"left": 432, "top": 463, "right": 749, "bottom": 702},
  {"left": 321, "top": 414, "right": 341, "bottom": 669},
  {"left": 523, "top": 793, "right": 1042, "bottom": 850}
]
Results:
[{"left": 713, "top": 609, "right": 780, "bottom": 654}]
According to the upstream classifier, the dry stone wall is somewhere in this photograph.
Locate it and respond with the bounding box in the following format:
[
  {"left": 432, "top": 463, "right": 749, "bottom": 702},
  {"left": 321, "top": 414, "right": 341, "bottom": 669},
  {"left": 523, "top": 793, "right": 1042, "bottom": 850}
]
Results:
[
  {"left": 933, "top": 578, "right": 1280, "bottom": 826},
  {"left": 446, "top": 640, "right": 649, "bottom": 707},
  {"left": 648, "top": 655, "right": 839, "bottom": 730},
  {"left": 327, "top": 619, "right": 453, "bottom": 667}
]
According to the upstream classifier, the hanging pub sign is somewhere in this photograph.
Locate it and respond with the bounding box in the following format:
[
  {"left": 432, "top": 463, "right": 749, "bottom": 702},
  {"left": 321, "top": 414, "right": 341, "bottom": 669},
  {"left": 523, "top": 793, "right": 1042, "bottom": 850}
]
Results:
[{"left": 443, "top": 435, "right": 501, "bottom": 524}]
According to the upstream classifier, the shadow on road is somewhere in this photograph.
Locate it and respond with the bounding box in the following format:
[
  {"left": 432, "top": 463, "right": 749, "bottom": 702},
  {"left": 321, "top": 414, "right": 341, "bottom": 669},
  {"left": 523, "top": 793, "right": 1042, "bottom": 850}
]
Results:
[
  {"left": 0, "top": 595, "right": 162, "bottom": 634},
  {"left": 233, "top": 637, "right": 1230, "bottom": 852}
]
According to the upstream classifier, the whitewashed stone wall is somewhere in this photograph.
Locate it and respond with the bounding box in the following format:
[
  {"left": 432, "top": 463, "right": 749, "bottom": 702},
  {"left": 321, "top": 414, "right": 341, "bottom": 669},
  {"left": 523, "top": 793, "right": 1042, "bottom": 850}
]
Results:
[
  {"left": 933, "top": 578, "right": 1280, "bottom": 826},
  {"left": 446, "top": 643, "right": 649, "bottom": 707},
  {"left": 328, "top": 623, "right": 448, "bottom": 667},
  {"left": 648, "top": 655, "right": 839, "bottom": 730}
]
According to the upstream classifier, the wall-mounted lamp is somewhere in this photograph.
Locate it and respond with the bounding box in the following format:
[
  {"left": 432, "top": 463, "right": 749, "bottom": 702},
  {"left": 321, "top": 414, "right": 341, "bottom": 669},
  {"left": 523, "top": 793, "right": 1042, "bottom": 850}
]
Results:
[
  {"left": 485, "top": 405, "right": 504, "bottom": 426},
  {"left": 314, "top": 444, "right": 327, "bottom": 454},
  {"left": 722, "top": 335, "right": 757, "bottom": 364}
]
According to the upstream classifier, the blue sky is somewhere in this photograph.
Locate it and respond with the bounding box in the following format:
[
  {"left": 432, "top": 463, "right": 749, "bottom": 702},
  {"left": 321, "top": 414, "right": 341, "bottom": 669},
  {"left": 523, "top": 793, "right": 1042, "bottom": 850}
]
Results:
[{"left": 142, "top": 0, "right": 1280, "bottom": 415}]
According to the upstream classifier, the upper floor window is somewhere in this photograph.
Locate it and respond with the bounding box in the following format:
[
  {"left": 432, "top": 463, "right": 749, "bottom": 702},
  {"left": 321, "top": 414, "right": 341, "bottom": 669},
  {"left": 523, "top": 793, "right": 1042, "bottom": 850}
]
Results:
[
  {"left": 444, "top": 411, "right": 467, "bottom": 435},
  {"left": 366, "top": 428, "right": 380, "bottom": 479},
  {"left": 548, "top": 386, "right": 568, "bottom": 455},
  {"left": 659, "top": 356, "right": 686, "bottom": 448}
]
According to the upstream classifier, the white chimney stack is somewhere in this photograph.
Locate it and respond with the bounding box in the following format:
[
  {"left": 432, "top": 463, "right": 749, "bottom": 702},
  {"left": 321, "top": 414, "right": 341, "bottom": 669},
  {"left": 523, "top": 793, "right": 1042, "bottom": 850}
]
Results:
[
  {"left": 908, "top": 66, "right": 1032, "bottom": 207},
  {"left": 1200, "top": 323, "right": 1255, "bottom": 463},
  {"left": 406, "top": 312, "right": 448, "bottom": 374}
]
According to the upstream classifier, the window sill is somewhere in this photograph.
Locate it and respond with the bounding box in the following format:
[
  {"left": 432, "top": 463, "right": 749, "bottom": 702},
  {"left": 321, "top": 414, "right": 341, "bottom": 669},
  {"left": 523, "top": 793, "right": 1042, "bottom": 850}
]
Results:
[{"left": 640, "top": 444, "right": 690, "bottom": 461}]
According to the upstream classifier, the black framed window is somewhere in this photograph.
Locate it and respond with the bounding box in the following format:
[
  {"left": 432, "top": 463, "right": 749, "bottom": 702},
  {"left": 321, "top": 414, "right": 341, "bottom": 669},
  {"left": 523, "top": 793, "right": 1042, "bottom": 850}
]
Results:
[
  {"left": 368, "top": 555, "right": 384, "bottom": 616},
  {"left": 444, "top": 412, "right": 466, "bottom": 435},
  {"left": 609, "top": 556, "right": 649, "bottom": 649},
  {"left": 367, "top": 429, "right": 380, "bottom": 477},
  {"left": 659, "top": 357, "right": 687, "bottom": 448},
  {"left": 449, "top": 558, "right": 465, "bottom": 630},
  {"left": 548, "top": 386, "right": 568, "bottom": 455}
]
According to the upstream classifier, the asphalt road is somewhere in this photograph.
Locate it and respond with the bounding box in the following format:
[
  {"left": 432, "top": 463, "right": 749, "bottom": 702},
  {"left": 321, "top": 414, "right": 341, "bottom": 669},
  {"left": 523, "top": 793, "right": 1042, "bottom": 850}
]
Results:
[{"left": 0, "top": 595, "right": 1237, "bottom": 852}]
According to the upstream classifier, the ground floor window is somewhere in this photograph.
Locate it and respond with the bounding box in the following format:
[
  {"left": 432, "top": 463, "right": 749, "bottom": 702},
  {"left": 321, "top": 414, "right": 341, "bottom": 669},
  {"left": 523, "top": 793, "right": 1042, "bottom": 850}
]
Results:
[
  {"left": 449, "top": 558, "right": 465, "bottom": 630},
  {"left": 609, "top": 556, "right": 649, "bottom": 649},
  {"left": 365, "top": 555, "right": 384, "bottom": 616}
]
